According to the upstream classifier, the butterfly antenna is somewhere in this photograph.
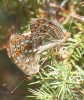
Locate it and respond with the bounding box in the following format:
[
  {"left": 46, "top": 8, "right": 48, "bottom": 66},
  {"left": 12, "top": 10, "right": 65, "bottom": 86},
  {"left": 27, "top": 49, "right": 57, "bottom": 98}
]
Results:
[
  {"left": 11, "top": 79, "right": 25, "bottom": 94},
  {"left": 3, "top": 78, "right": 23, "bottom": 86}
]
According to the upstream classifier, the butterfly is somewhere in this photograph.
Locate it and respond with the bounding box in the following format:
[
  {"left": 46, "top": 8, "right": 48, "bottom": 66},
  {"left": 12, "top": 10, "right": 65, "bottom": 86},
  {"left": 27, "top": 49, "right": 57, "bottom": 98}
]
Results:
[{"left": 7, "top": 18, "right": 65, "bottom": 80}]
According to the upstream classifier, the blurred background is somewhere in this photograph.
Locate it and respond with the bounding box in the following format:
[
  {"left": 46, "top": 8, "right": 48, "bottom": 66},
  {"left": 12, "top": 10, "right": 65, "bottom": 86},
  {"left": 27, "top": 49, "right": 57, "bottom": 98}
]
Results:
[{"left": 0, "top": 0, "right": 84, "bottom": 100}]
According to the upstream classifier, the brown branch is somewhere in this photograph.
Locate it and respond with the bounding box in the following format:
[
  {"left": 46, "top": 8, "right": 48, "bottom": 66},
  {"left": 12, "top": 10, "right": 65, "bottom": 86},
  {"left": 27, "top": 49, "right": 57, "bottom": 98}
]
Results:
[{"left": 71, "top": 13, "right": 84, "bottom": 22}]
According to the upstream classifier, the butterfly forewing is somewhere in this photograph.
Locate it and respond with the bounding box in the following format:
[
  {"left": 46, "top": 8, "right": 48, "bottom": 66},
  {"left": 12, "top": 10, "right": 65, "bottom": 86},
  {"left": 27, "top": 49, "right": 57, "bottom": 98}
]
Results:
[
  {"left": 30, "top": 18, "right": 64, "bottom": 39},
  {"left": 30, "top": 18, "right": 64, "bottom": 51}
]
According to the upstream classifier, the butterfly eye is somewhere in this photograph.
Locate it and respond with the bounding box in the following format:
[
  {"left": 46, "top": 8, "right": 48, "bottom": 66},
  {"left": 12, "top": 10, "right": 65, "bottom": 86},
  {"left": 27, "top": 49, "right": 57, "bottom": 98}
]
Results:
[{"left": 25, "top": 75, "right": 31, "bottom": 81}]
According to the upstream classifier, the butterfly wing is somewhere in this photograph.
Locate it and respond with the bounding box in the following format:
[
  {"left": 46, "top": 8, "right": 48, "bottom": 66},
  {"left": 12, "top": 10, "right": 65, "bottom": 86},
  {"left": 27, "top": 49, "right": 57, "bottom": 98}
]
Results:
[
  {"left": 7, "top": 33, "right": 40, "bottom": 79},
  {"left": 30, "top": 18, "right": 64, "bottom": 52},
  {"left": 30, "top": 18, "right": 64, "bottom": 39}
]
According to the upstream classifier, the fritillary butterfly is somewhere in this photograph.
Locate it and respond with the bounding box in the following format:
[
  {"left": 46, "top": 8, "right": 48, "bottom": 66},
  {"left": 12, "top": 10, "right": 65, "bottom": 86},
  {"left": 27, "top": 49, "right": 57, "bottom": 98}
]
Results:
[{"left": 7, "top": 18, "right": 64, "bottom": 80}]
